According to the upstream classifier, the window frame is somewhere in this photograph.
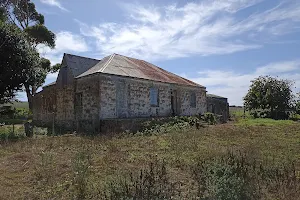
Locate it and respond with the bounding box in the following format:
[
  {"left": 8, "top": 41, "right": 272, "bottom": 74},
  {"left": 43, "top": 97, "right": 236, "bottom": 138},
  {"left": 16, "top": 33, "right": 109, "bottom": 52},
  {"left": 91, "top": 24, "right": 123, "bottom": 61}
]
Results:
[
  {"left": 190, "top": 91, "right": 196, "bottom": 108},
  {"left": 75, "top": 92, "right": 83, "bottom": 108},
  {"left": 150, "top": 87, "right": 159, "bottom": 107}
]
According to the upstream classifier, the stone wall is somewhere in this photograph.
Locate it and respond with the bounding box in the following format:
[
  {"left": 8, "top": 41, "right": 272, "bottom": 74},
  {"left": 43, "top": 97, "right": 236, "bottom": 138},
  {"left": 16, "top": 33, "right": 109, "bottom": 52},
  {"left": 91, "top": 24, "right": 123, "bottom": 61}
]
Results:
[
  {"left": 207, "top": 97, "right": 229, "bottom": 122},
  {"left": 33, "top": 72, "right": 207, "bottom": 133},
  {"left": 96, "top": 74, "right": 207, "bottom": 119},
  {"left": 55, "top": 85, "right": 74, "bottom": 129},
  {"left": 32, "top": 85, "right": 56, "bottom": 126}
]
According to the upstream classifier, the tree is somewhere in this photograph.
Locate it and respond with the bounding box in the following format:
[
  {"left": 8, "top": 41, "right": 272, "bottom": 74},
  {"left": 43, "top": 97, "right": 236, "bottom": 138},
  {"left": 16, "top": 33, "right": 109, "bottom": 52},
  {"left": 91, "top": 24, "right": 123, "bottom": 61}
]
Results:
[
  {"left": 0, "top": 21, "right": 40, "bottom": 103},
  {"left": 0, "top": 6, "right": 6, "bottom": 21},
  {"left": 0, "top": 0, "right": 58, "bottom": 110},
  {"left": 0, "top": 0, "right": 55, "bottom": 47},
  {"left": 244, "top": 76, "right": 294, "bottom": 119}
]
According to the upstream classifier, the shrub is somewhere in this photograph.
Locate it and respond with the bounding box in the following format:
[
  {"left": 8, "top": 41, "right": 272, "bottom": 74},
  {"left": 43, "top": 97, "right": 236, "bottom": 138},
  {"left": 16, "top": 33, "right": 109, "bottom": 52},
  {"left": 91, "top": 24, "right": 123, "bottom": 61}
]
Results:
[
  {"left": 203, "top": 112, "right": 216, "bottom": 125},
  {"left": 0, "top": 126, "right": 25, "bottom": 142},
  {"left": 249, "top": 110, "right": 290, "bottom": 120},
  {"left": 71, "top": 149, "right": 92, "bottom": 200},
  {"left": 140, "top": 116, "right": 201, "bottom": 135},
  {"left": 289, "top": 113, "right": 300, "bottom": 121},
  {"left": 192, "top": 152, "right": 260, "bottom": 200},
  {"left": 192, "top": 152, "right": 300, "bottom": 200},
  {"left": 35, "top": 151, "right": 56, "bottom": 183},
  {"left": 103, "top": 160, "right": 180, "bottom": 199}
]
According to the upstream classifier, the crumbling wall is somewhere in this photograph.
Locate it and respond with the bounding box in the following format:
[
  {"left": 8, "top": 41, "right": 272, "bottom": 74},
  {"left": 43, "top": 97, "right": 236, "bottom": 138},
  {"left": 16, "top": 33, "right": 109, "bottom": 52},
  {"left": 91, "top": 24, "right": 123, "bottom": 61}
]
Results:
[
  {"left": 55, "top": 85, "right": 74, "bottom": 129},
  {"left": 32, "top": 85, "right": 56, "bottom": 127},
  {"left": 207, "top": 97, "right": 229, "bottom": 122}
]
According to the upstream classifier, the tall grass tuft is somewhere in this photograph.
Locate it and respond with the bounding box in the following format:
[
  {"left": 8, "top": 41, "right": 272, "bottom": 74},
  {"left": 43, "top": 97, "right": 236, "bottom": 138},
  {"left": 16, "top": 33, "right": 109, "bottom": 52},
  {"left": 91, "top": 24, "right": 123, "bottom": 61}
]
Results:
[
  {"left": 71, "top": 149, "right": 92, "bottom": 200},
  {"left": 103, "top": 159, "right": 180, "bottom": 199},
  {"left": 192, "top": 152, "right": 300, "bottom": 200}
]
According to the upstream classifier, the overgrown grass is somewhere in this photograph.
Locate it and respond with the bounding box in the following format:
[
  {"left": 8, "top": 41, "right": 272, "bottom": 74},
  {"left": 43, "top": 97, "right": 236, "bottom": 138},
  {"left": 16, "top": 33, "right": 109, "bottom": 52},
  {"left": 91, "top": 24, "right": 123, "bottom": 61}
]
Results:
[
  {"left": 0, "top": 118, "right": 300, "bottom": 199},
  {"left": 0, "top": 125, "right": 26, "bottom": 142}
]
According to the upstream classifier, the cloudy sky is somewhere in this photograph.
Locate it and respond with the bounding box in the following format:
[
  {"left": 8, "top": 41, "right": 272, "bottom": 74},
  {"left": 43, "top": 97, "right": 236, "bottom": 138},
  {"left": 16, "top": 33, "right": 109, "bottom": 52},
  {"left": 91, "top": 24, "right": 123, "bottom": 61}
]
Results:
[{"left": 18, "top": 0, "right": 300, "bottom": 105}]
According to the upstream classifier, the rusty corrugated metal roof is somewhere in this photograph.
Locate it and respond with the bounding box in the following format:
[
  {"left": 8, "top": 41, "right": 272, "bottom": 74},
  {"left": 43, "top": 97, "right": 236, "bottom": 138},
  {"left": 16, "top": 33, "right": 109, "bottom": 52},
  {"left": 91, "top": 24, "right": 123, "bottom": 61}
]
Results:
[{"left": 77, "top": 53, "right": 204, "bottom": 88}]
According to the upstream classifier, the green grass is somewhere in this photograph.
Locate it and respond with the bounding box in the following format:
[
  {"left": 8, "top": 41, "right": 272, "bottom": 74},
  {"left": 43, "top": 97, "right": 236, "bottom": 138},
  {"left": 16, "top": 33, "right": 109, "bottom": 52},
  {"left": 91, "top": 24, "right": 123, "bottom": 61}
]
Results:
[
  {"left": 0, "top": 125, "right": 26, "bottom": 141},
  {"left": 236, "top": 118, "right": 295, "bottom": 126},
  {"left": 2, "top": 101, "right": 29, "bottom": 109},
  {"left": 0, "top": 119, "right": 27, "bottom": 125}
]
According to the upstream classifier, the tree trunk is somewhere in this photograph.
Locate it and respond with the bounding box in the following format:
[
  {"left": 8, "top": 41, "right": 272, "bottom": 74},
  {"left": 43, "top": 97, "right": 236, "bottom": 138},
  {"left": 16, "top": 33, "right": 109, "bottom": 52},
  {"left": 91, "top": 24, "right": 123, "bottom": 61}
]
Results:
[{"left": 25, "top": 84, "right": 33, "bottom": 111}]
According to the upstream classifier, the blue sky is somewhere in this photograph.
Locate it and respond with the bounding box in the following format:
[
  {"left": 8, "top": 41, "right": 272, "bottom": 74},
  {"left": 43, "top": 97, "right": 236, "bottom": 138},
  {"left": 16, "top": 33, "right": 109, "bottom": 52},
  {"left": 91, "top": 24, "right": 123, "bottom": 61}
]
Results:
[{"left": 18, "top": 0, "right": 300, "bottom": 105}]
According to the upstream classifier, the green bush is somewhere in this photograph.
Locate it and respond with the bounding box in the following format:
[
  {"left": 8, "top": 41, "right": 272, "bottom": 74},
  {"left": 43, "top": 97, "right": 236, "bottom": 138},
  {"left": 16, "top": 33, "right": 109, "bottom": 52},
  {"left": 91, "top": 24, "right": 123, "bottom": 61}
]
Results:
[
  {"left": 249, "top": 110, "right": 290, "bottom": 120},
  {"left": 0, "top": 106, "right": 31, "bottom": 120},
  {"left": 192, "top": 152, "right": 300, "bottom": 200},
  {"left": 140, "top": 116, "right": 201, "bottom": 135},
  {"left": 289, "top": 113, "right": 300, "bottom": 121},
  {"left": 0, "top": 127, "right": 25, "bottom": 142},
  {"left": 203, "top": 112, "right": 216, "bottom": 125},
  {"left": 103, "top": 160, "right": 180, "bottom": 199},
  {"left": 14, "top": 108, "right": 32, "bottom": 119},
  {"left": 192, "top": 152, "right": 260, "bottom": 200}
]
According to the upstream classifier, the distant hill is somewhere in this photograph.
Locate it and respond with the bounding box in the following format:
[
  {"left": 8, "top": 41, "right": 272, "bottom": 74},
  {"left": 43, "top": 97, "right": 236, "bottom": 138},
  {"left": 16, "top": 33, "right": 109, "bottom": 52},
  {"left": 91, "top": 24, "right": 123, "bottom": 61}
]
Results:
[{"left": 1, "top": 101, "right": 29, "bottom": 109}]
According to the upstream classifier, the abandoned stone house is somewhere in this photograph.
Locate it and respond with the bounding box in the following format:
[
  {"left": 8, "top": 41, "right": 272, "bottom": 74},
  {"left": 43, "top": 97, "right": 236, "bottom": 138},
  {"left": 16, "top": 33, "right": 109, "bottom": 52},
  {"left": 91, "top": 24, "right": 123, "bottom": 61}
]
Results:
[{"left": 33, "top": 53, "right": 217, "bottom": 132}]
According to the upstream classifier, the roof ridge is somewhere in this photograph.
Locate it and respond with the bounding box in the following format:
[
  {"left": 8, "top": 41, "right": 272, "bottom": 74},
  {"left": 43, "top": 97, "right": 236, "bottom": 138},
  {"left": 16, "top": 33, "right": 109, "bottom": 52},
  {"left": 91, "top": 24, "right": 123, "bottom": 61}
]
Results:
[
  {"left": 99, "top": 54, "right": 115, "bottom": 72},
  {"left": 65, "top": 53, "right": 100, "bottom": 61}
]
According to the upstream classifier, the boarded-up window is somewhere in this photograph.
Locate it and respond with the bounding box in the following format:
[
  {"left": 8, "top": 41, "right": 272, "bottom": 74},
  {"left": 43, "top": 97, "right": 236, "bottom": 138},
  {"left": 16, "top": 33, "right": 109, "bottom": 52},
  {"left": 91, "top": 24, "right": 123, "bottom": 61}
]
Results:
[
  {"left": 190, "top": 92, "right": 196, "bottom": 108},
  {"left": 75, "top": 93, "right": 82, "bottom": 107},
  {"left": 150, "top": 87, "right": 159, "bottom": 106}
]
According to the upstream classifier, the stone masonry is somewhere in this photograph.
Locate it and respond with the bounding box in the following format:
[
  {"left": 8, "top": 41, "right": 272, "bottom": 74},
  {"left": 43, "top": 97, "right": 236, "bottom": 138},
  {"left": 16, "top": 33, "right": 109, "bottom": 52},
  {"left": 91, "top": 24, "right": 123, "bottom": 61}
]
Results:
[{"left": 32, "top": 53, "right": 210, "bottom": 133}]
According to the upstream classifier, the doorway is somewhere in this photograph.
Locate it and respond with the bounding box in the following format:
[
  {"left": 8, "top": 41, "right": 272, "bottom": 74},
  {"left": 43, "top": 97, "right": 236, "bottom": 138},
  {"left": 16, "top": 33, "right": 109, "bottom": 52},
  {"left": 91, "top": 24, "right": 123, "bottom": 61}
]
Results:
[{"left": 171, "top": 90, "right": 178, "bottom": 116}]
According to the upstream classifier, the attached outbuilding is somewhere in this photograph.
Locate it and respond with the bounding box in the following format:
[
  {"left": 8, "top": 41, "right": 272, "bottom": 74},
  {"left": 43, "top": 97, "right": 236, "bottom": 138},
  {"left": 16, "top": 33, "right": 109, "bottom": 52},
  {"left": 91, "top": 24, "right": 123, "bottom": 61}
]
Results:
[{"left": 207, "top": 94, "right": 229, "bottom": 122}]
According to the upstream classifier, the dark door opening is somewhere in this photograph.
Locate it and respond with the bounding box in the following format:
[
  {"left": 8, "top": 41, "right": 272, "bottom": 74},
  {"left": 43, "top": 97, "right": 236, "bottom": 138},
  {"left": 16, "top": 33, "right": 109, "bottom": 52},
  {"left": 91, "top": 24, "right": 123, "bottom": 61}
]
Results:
[{"left": 171, "top": 90, "right": 178, "bottom": 116}]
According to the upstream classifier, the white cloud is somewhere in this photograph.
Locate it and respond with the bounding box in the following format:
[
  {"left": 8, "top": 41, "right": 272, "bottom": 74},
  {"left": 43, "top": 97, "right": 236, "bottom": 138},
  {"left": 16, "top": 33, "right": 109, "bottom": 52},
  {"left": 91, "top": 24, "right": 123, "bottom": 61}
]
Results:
[
  {"left": 189, "top": 60, "right": 300, "bottom": 106},
  {"left": 38, "top": 31, "right": 89, "bottom": 64},
  {"left": 40, "top": 0, "right": 68, "bottom": 12},
  {"left": 77, "top": 0, "right": 300, "bottom": 60}
]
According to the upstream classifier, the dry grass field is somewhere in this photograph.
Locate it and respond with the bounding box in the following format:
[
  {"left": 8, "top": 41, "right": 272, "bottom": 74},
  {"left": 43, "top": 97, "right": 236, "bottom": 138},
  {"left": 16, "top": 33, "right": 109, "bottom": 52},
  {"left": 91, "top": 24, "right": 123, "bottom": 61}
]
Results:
[{"left": 0, "top": 116, "right": 300, "bottom": 199}]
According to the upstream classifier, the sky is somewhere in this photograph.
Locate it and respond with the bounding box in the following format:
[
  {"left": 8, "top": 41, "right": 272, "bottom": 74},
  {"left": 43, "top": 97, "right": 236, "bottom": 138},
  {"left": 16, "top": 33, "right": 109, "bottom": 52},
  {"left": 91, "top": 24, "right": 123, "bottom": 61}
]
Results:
[{"left": 18, "top": 0, "right": 300, "bottom": 105}]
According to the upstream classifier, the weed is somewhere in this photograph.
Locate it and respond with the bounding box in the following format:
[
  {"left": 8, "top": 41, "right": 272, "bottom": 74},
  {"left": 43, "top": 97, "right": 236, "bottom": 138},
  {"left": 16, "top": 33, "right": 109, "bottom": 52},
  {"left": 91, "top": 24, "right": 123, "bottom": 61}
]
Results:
[
  {"left": 35, "top": 151, "right": 56, "bottom": 183},
  {"left": 0, "top": 126, "right": 25, "bottom": 142},
  {"left": 203, "top": 112, "right": 217, "bottom": 125},
  {"left": 103, "top": 159, "right": 180, "bottom": 199},
  {"left": 192, "top": 152, "right": 260, "bottom": 200},
  {"left": 192, "top": 152, "right": 300, "bottom": 200},
  {"left": 140, "top": 116, "right": 203, "bottom": 135},
  {"left": 71, "top": 148, "right": 92, "bottom": 200}
]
